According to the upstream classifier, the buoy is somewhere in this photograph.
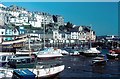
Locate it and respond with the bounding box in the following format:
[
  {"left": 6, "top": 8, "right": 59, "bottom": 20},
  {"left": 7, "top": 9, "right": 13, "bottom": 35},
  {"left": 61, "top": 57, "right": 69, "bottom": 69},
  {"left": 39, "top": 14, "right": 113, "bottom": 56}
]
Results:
[{"left": 68, "top": 67, "right": 71, "bottom": 69}]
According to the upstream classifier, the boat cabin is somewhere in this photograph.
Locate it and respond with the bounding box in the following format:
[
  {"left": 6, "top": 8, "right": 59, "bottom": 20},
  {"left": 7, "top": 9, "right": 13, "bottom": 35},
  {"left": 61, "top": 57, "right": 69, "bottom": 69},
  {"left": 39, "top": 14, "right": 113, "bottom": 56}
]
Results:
[
  {"left": 8, "top": 56, "right": 35, "bottom": 68},
  {"left": 0, "top": 54, "right": 15, "bottom": 67}
]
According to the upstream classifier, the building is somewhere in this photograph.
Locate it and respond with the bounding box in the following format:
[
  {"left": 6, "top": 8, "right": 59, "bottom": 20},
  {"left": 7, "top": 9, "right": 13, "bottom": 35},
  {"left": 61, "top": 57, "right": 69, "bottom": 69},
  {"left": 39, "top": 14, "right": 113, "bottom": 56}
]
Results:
[
  {"left": 0, "top": 13, "right": 5, "bottom": 26},
  {"left": 0, "top": 27, "right": 5, "bottom": 43},
  {"left": 53, "top": 15, "right": 64, "bottom": 28},
  {"left": 70, "top": 26, "right": 96, "bottom": 41}
]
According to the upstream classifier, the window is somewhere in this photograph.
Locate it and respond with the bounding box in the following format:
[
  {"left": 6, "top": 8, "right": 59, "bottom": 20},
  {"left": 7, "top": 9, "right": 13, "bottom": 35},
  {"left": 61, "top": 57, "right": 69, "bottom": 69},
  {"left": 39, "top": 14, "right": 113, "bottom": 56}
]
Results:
[
  {"left": 26, "top": 59, "right": 30, "bottom": 63},
  {"left": 1, "top": 32, "right": 4, "bottom": 34},
  {"left": 2, "top": 56, "right": 6, "bottom": 61},
  {"left": 21, "top": 59, "right": 26, "bottom": 63}
]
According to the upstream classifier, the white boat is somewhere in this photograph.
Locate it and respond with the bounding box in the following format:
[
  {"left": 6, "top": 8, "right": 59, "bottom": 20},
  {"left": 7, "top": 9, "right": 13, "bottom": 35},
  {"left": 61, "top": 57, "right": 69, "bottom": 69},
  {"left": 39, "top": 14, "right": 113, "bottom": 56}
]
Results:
[
  {"left": 83, "top": 47, "right": 101, "bottom": 57},
  {"left": 15, "top": 49, "right": 38, "bottom": 57},
  {"left": 36, "top": 47, "right": 63, "bottom": 60},
  {"left": 106, "top": 53, "right": 119, "bottom": 59},
  {"left": 69, "top": 50, "right": 80, "bottom": 56},
  {"left": 58, "top": 49, "right": 69, "bottom": 55},
  {"left": 0, "top": 53, "right": 15, "bottom": 67},
  {"left": 0, "top": 59, "right": 65, "bottom": 79},
  {"left": 92, "top": 54, "right": 108, "bottom": 66}
]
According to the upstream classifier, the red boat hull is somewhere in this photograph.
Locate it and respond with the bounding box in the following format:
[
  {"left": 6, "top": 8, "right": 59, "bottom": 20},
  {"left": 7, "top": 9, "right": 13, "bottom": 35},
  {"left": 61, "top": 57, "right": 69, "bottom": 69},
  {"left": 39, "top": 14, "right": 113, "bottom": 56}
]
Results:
[{"left": 109, "top": 49, "right": 120, "bottom": 54}]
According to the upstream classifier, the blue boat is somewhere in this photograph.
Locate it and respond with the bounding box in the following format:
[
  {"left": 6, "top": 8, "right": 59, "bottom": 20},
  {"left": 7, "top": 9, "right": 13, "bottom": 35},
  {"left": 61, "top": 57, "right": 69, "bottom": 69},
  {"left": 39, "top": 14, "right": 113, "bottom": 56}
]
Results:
[{"left": 12, "top": 69, "right": 36, "bottom": 79}]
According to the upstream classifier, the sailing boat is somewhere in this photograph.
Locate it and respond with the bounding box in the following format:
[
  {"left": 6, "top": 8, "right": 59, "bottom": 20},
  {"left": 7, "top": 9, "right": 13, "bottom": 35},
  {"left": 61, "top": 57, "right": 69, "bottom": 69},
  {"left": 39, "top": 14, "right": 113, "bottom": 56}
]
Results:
[
  {"left": 83, "top": 26, "right": 101, "bottom": 57},
  {"left": 36, "top": 24, "right": 63, "bottom": 60}
]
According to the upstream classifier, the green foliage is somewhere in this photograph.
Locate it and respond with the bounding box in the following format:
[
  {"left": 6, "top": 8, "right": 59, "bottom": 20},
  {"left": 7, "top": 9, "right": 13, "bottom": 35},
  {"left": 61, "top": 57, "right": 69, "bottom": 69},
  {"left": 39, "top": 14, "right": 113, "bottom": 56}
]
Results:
[
  {"left": 23, "top": 25, "right": 41, "bottom": 30},
  {"left": 65, "top": 22, "right": 73, "bottom": 29},
  {"left": 59, "top": 22, "right": 73, "bottom": 32}
]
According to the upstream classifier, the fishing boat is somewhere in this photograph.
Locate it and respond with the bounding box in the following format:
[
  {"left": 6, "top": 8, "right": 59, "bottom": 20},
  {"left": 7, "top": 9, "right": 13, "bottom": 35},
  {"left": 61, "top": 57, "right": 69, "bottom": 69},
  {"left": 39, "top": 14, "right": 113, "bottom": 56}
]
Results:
[
  {"left": 8, "top": 56, "right": 35, "bottom": 68},
  {"left": 0, "top": 56, "right": 65, "bottom": 79}
]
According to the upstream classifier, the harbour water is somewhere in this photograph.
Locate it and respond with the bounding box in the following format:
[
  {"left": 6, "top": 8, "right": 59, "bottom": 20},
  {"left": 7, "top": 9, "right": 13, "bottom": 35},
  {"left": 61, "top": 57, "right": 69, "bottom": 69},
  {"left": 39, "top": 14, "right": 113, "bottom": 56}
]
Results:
[
  {"left": 58, "top": 49, "right": 120, "bottom": 78},
  {"left": 0, "top": 49, "right": 120, "bottom": 79}
]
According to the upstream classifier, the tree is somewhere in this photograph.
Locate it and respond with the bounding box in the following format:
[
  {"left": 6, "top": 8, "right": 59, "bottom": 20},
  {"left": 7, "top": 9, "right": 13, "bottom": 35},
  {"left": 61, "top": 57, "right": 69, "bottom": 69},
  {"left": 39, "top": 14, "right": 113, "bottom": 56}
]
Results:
[
  {"left": 59, "top": 25, "right": 64, "bottom": 31},
  {"left": 65, "top": 22, "right": 73, "bottom": 31}
]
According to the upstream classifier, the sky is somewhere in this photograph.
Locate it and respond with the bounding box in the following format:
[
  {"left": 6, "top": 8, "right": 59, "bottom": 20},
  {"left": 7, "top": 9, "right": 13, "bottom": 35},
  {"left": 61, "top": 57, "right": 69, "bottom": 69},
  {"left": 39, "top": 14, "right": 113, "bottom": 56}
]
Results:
[
  {"left": 2, "top": 2, "right": 119, "bottom": 36},
  {"left": 1, "top": 0, "right": 120, "bottom": 2}
]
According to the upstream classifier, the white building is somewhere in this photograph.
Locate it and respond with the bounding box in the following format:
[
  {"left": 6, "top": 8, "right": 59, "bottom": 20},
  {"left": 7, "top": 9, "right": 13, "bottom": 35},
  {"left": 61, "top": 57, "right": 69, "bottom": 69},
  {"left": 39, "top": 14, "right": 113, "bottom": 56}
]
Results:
[
  {"left": 0, "top": 27, "right": 5, "bottom": 43},
  {"left": 6, "top": 10, "right": 20, "bottom": 17},
  {"left": 70, "top": 26, "right": 96, "bottom": 41},
  {"left": 53, "top": 15, "right": 64, "bottom": 27},
  {"left": 19, "top": 13, "right": 29, "bottom": 23},
  {"left": 29, "top": 14, "right": 43, "bottom": 28},
  {"left": 0, "top": 13, "right": 5, "bottom": 26},
  {"left": 53, "top": 30, "right": 60, "bottom": 40}
]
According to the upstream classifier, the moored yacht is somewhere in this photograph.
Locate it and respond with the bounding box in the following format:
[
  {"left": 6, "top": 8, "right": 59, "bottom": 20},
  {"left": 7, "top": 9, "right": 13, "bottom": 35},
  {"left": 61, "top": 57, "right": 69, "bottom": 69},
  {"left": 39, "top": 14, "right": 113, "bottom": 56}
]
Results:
[
  {"left": 92, "top": 54, "right": 108, "bottom": 66},
  {"left": 83, "top": 47, "right": 101, "bottom": 57},
  {"left": 36, "top": 47, "right": 63, "bottom": 60}
]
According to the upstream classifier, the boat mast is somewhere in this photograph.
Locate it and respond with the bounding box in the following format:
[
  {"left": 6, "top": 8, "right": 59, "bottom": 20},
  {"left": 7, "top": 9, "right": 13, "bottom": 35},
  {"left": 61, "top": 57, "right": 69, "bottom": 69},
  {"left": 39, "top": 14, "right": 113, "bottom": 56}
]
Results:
[
  {"left": 43, "top": 23, "right": 45, "bottom": 48},
  {"left": 28, "top": 33, "right": 31, "bottom": 56},
  {"left": 89, "top": 24, "right": 92, "bottom": 48}
]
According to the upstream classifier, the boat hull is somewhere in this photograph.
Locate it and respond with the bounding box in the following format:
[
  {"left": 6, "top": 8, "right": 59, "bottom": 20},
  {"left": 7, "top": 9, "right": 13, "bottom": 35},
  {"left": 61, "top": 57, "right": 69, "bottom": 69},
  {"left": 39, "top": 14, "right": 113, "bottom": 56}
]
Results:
[
  {"left": 83, "top": 53, "right": 100, "bottom": 57},
  {"left": 0, "top": 65, "right": 65, "bottom": 79},
  {"left": 92, "top": 61, "right": 107, "bottom": 66},
  {"left": 106, "top": 53, "right": 119, "bottom": 59},
  {"left": 0, "top": 62, "right": 7, "bottom": 67},
  {"left": 109, "top": 49, "right": 120, "bottom": 54},
  {"left": 37, "top": 56, "right": 62, "bottom": 60}
]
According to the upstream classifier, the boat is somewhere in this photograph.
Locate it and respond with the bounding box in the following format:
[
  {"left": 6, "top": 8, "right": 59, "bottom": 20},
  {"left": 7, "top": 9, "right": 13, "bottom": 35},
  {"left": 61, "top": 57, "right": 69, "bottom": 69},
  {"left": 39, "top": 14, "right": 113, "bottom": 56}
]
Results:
[
  {"left": 109, "top": 48, "right": 120, "bottom": 54},
  {"left": 106, "top": 49, "right": 119, "bottom": 59},
  {"left": 69, "top": 50, "right": 80, "bottom": 56},
  {"left": 36, "top": 47, "right": 63, "bottom": 60},
  {"left": 0, "top": 53, "right": 15, "bottom": 67},
  {"left": 83, "top": 47, "right": 101, "bottom": 57},
  {"left": 12, "top": 69, "right": 36, "bottom": 79},
  {"left": 8, "top": 56, "right": 35, "bottom": 68},
  {"left": 92, "top": 54, "right": 108, "bottom": 66},
  {"left": 0, "top": 64, "right": 65, "bottom": 79},
  {"left": 0, "top": 35, "right": 28, "bottom": 52},
  {"left": 106, "top": 53, "right": 119, "bottom": 59},
  {"left": 58, "top": 48, "right": 69, "bottom": 55},
  {"left": 61, "top": 48, "right": 71, "bottom": 55},
  {"left": 0, "top": 56, "right": 65, "bottom": 79}
]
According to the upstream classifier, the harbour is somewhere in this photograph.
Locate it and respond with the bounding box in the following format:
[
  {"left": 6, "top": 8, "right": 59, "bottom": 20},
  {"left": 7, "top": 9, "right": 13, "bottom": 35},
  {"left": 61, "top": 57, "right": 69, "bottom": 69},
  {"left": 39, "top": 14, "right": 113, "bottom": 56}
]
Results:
[
  {"left": 0, "top": 46, "right": 120, "bottom": 79},
  {"left": 0, "top": 2, "right": 119, "bottom": 79}
]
